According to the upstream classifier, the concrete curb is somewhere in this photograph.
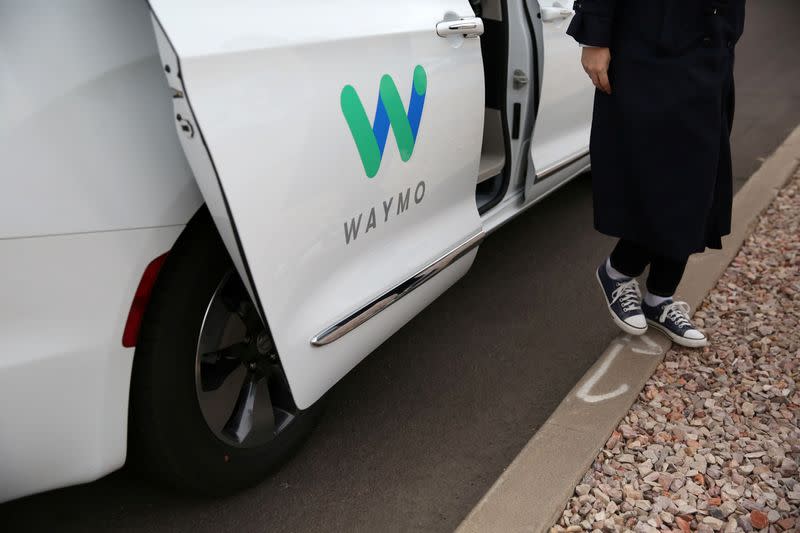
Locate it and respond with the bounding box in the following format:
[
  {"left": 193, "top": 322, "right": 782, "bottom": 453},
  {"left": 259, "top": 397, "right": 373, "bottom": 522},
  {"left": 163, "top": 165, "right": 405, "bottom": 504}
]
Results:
[{"left": 455, "top": 125, "right": 800, "bottom": 533}]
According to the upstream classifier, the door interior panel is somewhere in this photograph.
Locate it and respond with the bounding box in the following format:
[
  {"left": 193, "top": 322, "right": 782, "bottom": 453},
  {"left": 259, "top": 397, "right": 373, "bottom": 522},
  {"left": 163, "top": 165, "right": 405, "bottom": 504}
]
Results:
[{"left": 475, "top": 2, "right": 512, "bottom": 213}]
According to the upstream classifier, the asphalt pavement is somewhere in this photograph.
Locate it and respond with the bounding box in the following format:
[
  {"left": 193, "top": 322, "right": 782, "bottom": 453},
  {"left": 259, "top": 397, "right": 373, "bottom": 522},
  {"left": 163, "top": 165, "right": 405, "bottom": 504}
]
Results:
[{"left": 2, "top": 2, "right": 799, "bottom": 531}]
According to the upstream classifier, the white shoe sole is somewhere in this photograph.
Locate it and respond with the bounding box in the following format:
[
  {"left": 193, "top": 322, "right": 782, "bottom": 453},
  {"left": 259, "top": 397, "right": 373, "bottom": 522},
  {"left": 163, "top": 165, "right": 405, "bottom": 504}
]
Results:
[
  {"left": 595, "top": 270, "right": 647, "bottom": 336},
  {"left": 646, "top": 319, "right": 708, "bottom": 348}
]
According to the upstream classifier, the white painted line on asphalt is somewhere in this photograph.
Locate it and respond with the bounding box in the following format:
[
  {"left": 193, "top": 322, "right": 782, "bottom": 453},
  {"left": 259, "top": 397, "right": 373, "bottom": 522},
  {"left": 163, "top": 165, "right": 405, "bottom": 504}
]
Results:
[
  {"left": 622, "top": 333, "right": 664, "bottom": 355},
  {"left": 639, "top": 333, "right": 662, "bottom": 352},
  {"left": 574, "top": 343, "right": 629, "bottom": 403}
]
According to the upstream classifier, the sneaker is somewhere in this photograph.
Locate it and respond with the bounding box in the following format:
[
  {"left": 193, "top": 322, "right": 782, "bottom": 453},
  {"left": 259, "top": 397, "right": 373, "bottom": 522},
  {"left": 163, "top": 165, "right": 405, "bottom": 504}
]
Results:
[
  {"left": 595, "top": 262, "right": 647, "bottom": 335},
  {"left": 642, "top": 299, "right": 708, "bottom": 348}
]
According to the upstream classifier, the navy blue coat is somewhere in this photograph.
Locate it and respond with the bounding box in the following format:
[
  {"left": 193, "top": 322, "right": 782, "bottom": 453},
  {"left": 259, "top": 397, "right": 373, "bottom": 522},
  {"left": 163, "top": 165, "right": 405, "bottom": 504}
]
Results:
[{"left": 567, "top": 0, "right": 746, "bottom": 260}]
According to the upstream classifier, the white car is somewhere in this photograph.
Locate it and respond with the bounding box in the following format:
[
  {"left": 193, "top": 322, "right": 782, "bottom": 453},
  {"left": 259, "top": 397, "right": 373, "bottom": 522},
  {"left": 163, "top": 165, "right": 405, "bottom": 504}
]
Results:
[{"left": 0, "top": 0, "right": 594, "bottom": 501}]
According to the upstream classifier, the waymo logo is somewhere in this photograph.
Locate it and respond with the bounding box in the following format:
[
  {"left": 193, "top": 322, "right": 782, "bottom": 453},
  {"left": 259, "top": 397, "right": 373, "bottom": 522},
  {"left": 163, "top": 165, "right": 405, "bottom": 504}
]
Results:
[{"left": 340, "top": 65, "right": 427, "bottom": 178}]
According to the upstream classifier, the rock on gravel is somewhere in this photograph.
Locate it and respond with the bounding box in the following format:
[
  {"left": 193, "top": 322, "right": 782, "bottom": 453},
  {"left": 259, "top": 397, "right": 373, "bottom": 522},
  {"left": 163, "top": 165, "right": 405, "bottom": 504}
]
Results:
[{"left": 551, "top": 171, "right": 800, "bottom": 532}]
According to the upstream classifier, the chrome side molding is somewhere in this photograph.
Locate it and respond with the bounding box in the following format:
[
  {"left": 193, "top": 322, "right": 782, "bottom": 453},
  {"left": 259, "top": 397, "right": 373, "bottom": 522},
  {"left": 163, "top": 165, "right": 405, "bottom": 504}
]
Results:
[
  {"left": 534, "top": 147, "right": 590, "bottom": 183},
  {"left": 310, "top": 230, "right": 485, "bottom": 346}
]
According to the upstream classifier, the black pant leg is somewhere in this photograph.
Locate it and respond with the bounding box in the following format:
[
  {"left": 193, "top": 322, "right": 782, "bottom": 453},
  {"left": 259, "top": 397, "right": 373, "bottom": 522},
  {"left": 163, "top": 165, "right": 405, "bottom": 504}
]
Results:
[
  {"left": 609, "top": 239, "right": 650, "bottom": 278},
  {"left": 646, "top": 254, "right": 689, "bottom": 297}
]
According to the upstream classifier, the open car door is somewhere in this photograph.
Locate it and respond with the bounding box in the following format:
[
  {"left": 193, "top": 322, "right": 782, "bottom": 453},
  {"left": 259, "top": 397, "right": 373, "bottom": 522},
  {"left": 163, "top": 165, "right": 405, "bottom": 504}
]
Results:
[
  {"left": 148, "top": 1, "right": 486, "bottom": 409},
  {"left": 524, "top": 0, "right": 594, "bottom": 202}
]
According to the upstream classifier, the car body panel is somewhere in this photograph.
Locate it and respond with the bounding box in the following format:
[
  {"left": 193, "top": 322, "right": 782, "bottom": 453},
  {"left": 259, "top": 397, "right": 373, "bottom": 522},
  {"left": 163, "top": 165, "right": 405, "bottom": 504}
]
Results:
[
  {"left": 0, "top": 0, "right": 202, "bottom": 240},
  {"left": 0, "top": 226, "right": 182, "bottom": 503}
]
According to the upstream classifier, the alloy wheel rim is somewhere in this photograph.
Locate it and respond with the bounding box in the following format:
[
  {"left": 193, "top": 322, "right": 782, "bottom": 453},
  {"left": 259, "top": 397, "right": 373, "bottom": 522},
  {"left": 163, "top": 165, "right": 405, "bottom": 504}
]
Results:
[{"left": 194, "top": 271, "right": 297, "bottom": 448}]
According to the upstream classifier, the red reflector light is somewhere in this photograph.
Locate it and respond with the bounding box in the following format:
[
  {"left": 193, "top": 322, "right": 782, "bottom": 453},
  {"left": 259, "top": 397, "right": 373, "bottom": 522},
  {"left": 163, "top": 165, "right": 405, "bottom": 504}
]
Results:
[{"left": 122, "top": 252, "right": 169, "bottom": 347}]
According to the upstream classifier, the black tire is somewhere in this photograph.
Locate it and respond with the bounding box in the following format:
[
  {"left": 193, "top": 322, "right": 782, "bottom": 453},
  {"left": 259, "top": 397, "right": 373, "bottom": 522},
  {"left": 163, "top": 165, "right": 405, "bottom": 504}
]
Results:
[{"left": 128, "top": 208, "right": 323, "bottom": 495}]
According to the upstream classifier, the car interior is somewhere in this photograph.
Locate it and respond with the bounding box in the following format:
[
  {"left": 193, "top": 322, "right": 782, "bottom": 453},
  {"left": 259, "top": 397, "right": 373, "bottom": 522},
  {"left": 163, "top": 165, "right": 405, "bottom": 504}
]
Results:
[{"left": 473, "top": 0, "right": 512, "bottom": 214}]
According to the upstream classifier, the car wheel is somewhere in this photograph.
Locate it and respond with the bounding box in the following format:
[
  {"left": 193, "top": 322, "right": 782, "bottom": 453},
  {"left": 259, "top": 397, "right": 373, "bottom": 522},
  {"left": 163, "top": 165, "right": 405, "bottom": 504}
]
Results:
[{"left": 128, "top": 208, "right": 323, "bottom": 495}]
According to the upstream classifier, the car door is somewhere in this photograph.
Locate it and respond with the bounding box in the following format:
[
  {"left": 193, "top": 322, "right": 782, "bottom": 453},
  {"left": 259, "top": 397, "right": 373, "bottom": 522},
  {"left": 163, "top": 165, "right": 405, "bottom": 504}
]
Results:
[
  {"left": 148, "top": 1, "right": 485, "bottom": 409},
  {"left": 524, "top": 0, "right": 595, "bottom": 201}
]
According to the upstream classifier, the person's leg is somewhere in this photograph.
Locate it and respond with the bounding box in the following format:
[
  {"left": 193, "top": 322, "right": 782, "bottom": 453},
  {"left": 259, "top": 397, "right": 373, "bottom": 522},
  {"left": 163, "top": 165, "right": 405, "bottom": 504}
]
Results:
[
  {"left": 608, "top": 239, "right": 650, "bottom": 279},
  {"left": 595, "top": 239, "right": 648, "bottom": 335},
  {"left": 644, "top": 254, "right": 688, "bottom": 305},
  {"left": 642, "top": 253, "right": 707, "bottom": 347}
]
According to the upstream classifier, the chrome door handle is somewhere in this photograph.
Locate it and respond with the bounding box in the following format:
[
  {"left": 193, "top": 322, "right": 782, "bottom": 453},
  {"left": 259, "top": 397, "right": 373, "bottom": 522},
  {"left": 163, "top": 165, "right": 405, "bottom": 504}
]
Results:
[
  {"left": 436, "top": 17, "right": 484, "bottom": 38},
  {"left": 541, "top": 6, "right": 574, "bottom": 22}
]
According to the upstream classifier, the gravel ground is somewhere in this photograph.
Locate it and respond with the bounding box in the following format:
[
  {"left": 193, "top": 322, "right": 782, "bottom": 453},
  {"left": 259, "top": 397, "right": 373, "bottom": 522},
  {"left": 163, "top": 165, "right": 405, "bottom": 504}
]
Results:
[{"left": 552, "top": 169, "right": 800, "bottom": 533}]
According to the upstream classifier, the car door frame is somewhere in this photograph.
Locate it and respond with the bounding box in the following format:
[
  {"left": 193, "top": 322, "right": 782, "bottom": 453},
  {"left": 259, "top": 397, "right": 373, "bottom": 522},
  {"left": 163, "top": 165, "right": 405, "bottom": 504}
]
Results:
[{"left": 522, "top": 0, "right": 593, "bottom": 205}]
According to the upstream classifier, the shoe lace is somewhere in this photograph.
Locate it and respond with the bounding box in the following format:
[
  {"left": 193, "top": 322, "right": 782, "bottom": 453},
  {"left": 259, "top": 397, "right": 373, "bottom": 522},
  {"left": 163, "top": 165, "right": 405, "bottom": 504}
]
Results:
[
  {"left": 610, "top": 279, "right": 642, "bottom": 312},
  {"left": 660, "top": 301, "right": 693, "bottom": 328}
]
